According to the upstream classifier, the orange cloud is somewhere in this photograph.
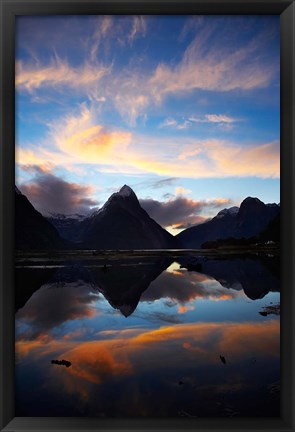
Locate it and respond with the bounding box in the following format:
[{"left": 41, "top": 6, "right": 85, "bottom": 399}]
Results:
[
  {"left": 17, "top": 103, "right": 279, "bottom": 180},
  {"left": 178, "top": 305, "right": 195, "bottom": 314},
  {"left": 17, "top": 320, "right": 280, "bottom": 365},
  {"left": 65, "top": 342, "right": 133, "bottom": 384},
  {"left": 176, "top": 139, "right": 280, "bottom": 178},
  {"left": 48, "top": 104, "right": 133, "bottom": 166},
  {"left": 16, "top": 318, "right": 279, "bottom": 409}
]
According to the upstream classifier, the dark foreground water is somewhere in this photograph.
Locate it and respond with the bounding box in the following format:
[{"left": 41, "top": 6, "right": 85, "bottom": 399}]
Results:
[{"left": 15, "top": 253, "right": 280, "bottom": 417}]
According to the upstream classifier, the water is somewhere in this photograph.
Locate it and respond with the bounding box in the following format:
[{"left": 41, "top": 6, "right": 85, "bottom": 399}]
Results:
[{"left": 15, "top": 253, "right": 280, "bottom": 417}]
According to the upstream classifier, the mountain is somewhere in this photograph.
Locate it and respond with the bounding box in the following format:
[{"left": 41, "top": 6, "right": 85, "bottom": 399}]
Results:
[
  {"left": 257, "top": 212, "right": 280, "bottom": 242},
  {"left": 234, "top": 197, "right": 279, "bottom": 238},
  {"left": 15, "top": 187, "right": 66, "bottom": 250},
  {"left": 79, "top": 185, "right": 178, "bottom": 249},
  {"left": 46, "top": 213, "right": 86, "bottom": 242},
  {"left": 176, "top": 206, "right": 239, "bottom": 248},
  {"left": 177, "top": 197, "right": 279, "bottom": 248}
]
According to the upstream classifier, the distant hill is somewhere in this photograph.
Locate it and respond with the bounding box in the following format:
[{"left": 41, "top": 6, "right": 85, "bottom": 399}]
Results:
[
  {"left": 15, "top": 186, "right": 67, "bottom": 250},
  {"left": 177, "top": 197, "right": 279, "bottom": 248}
]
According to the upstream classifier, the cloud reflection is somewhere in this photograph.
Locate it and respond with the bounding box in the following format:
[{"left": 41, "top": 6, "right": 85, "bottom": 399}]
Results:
[
  {"left": 17, "top": 281, "right": 99, "bottom": 339},
  {"left": 16, "top": 319, "right": 279, "bottom": 417}
]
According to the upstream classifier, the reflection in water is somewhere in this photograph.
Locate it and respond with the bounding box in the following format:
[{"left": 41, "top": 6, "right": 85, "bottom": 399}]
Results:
[
  {"left": 177, "top": 255, "right": 280, "bottom": 300},
  {"left": 92, "top": 258, "right": 172, "bottom": 316},
  {"left": 15, "top": 254, "right": 280, "bottom": 417}
]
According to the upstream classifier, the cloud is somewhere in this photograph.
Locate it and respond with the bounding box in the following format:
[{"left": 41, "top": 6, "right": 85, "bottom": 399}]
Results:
[
  {"left": 128, "top": 16, "right": 147, "bottom": 44},
  {"left": 139, "top": 196, "right": 231, "bottom": 229},
  {"left": 149, "top": 178, "right": 179, "bottom": 189},
  {"left": 16, "top": 99, "right": 279, "bottom": 180},
  {"left": 88, "top": 15, "right": 147, "bottom": 63},
  {"left": 160, "top": 114, "right": 241, "bottom": 132},
  {"left": 16, "top": 16, "right": 279, "bottom": 131},
  {"left": 202, "top": 139, "right": 280, "bottom": 178},
  {"left": 189, "top": 114, "right": 240, "bottom": 124},
  {"left": 205, "top": 114, "right": 237, "bottom": 123},
  {"left": 48, "top": 104, "right": 133, "bottom": 166},
  {"left": 19, "top": 170, "right": 98, "bottom": 215},
  {"left": 176, "top": 139, "right": 280, "bottom": 178},
  {"left": 16, "top": 56, "right": 110, "bottom": 92},
  {"left": 159, "top": 117, "right": 192, "bottom": 130},
  {"left": 175, "top": 186, "right": 192, "bottom": 195},
  {"left": 148, "top": 26, "right": 278, "bottom": 104},
  {"left": 89, "top": 16, "right": 113, "bottom": 62}
]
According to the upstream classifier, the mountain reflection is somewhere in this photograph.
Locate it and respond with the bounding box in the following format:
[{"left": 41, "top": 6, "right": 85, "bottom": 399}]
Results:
[
  {"left": 177, "top": 255, "right": 280, "bottom": 300},
  {"left": 91, "top": 258, "right": 172, "bottom": 316},
  {"left": 16, "top": 255, "right": 280, "bottom": 321},
  {"left": 15, "top": 254, "right": 280, "bottom": 417}
]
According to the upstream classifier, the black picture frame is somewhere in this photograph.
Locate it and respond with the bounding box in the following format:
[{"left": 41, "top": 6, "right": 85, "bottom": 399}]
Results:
[{"left": 0, "top": 0, "right": 294, "bottom": 431}]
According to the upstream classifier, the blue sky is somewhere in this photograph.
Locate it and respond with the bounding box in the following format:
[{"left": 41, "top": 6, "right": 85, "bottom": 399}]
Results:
[{"left": 15, "top": 15, "right": 280, "bottom": 233}]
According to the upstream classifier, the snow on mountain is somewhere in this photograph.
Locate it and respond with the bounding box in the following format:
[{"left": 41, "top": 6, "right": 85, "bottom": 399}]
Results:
[
  {"left": 215, "top": 206, "right": 239, "bottom": 219},
  {"left": 48, "top": 212, "right": 87, "bottom": 221},
  {"left": 118, "top": 184, "right": 135, "bottom": 197}
]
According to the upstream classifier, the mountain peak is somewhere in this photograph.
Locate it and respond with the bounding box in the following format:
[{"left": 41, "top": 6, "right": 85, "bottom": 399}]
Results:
[
  {"left": 239, "top": 197, "right": 266, "bottom": 214},
  {"left": 242, "top": 197, "right": 263, "bottom": 205},
  {"left": 118, "top": 185, "right": 136, "bottom": 198}
]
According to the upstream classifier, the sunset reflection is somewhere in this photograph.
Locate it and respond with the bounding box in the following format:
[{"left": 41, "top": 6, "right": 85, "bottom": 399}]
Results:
[
  {"left": 16, "top": 319, "right": 279, "bottom": 379},
  {"left": 15, "top": 258, "right": 280, "bottom": 417}
]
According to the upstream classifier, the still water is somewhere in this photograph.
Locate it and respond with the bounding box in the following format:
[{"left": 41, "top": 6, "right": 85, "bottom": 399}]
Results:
[{"left": 15, "top": 253, "right": 280, "bottom": 417}]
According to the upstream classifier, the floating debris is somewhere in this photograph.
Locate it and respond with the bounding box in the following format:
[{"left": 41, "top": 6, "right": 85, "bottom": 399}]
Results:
[
  {"left": 51, "top": 359, "right": 71, "bottom": 368},
  {"left": 219, "top": 355, "right": 226, "bottom": 365},
  {"left": 216, "top": 401, "right": 239, "bottom": 417},
  {"left": 268, "top": 381, "right": 280, "bottom": 398},
  {"left": 259, "top": 303, "right": 280, "bottom": 317}
]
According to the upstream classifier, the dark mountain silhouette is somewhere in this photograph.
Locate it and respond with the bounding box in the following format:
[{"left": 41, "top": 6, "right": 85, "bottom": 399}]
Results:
[
  {"left": 177, "top": 197, "right": 279, "bottom": 248},
  {"left": 15, "top": 187, "right": 67, "bottom": 250},
  {"left": 257, "top": 212, "right": 280, "bottom": 243},
  {"left": 79, "top": 185, "right": 178, "bottom": 249},
  {"left": 16, "top": 185, "right": 279, "bottom": 252},
  {"left": 234, "top": 197, "right": 279, "bottom": 238},
  {"left": 176, "top": 206, "right": 238, "bottom": 249},
  {"left": 202, "top": 205, "right": 280, "bottom": 249}
]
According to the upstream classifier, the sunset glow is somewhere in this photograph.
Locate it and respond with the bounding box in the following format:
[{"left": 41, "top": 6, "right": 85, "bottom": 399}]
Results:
[{"left": 16, "top": 15, "right": 280, "bottom": 229}]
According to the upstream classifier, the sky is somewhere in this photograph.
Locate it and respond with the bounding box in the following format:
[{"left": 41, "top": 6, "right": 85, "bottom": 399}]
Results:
[{"left": 15, "top": 15, "right": 280, "bottom": 234}]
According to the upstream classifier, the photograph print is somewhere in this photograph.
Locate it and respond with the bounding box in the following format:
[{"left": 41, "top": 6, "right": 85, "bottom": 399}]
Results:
[{"left": 15, "top": 15, "right": 280, "bottom": 418}]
